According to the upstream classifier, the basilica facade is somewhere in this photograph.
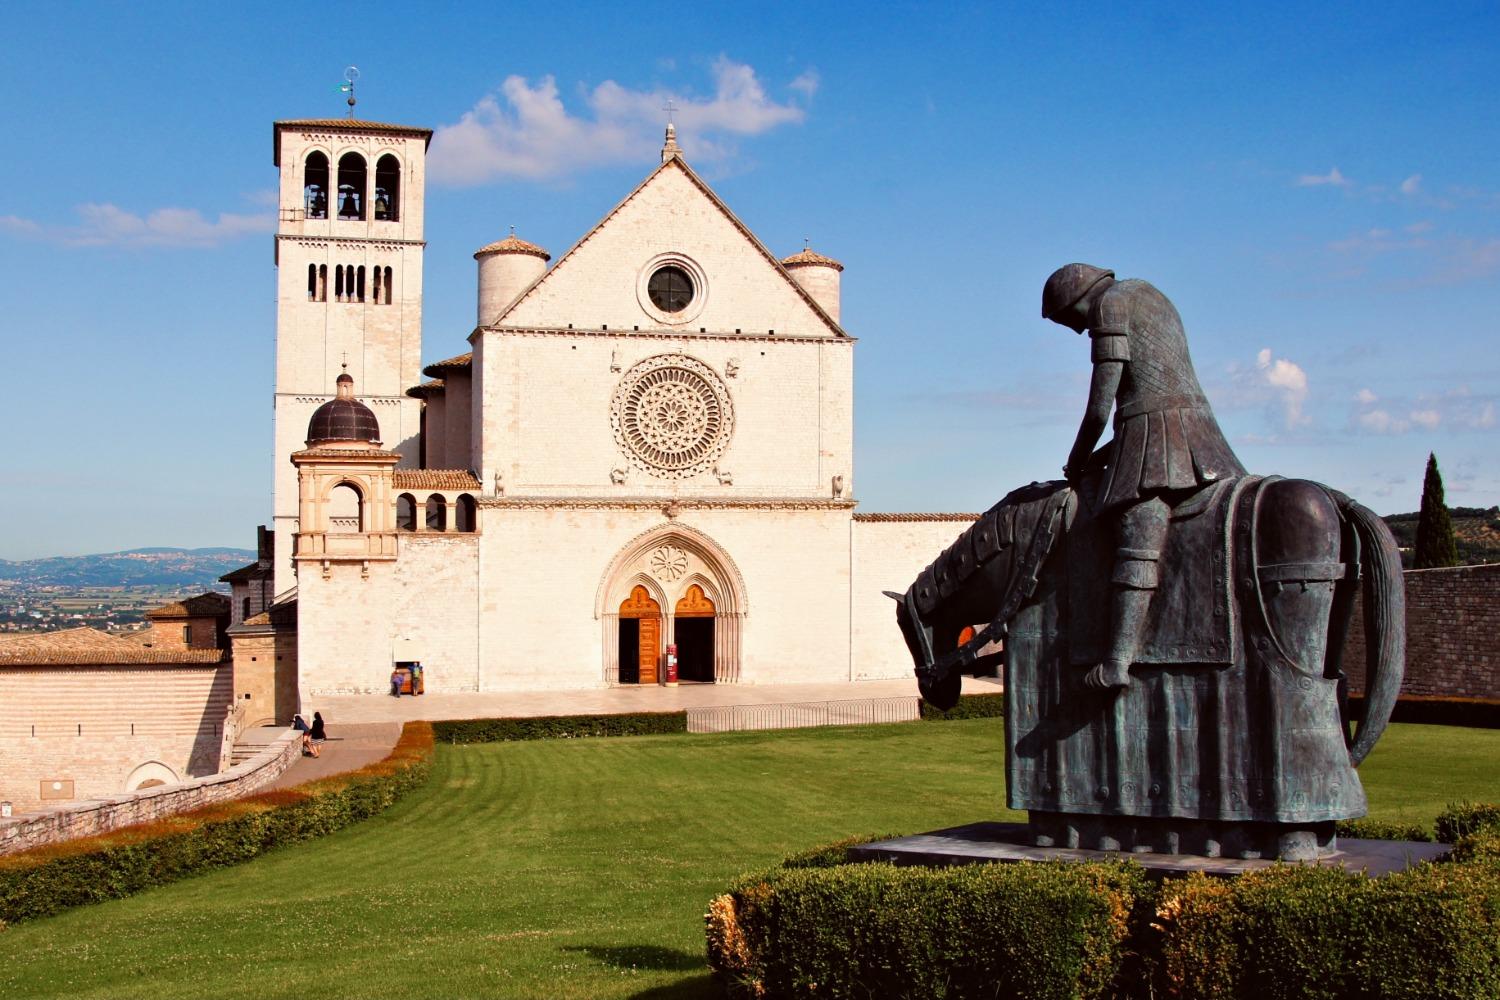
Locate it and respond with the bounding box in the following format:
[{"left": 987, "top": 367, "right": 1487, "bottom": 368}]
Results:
[{"left": 268, "top": 115, "right": 969, "bottom": 697}]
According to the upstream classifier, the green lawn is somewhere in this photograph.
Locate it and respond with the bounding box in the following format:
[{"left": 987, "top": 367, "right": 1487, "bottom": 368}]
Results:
[{"left": 1, "top": 719, "right": 1496, "bottom": 1000}]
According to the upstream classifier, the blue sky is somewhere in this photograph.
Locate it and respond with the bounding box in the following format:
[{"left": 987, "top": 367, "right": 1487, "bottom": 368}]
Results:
[{"left": 2, "top": 2, "right": 1496, "bottom": 559}]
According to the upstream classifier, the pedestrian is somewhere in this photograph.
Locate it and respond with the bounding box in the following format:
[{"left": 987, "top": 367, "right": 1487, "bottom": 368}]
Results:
[
  {"left": 293, "top": 714, "right": 314, "bottom": 756},
  {"left": 411, "top": 661, "right": 424, "bottom": 695},
  {"left": 307, "top": 711, "right": 327, "bottom": 758},
  {"left": 390, "top": 666, "right": 403, "bottom": 697}
]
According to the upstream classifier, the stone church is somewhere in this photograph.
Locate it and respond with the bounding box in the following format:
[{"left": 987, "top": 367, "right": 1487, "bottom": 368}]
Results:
[{"left": 264, "top": 114, "right": 971, "bottom": 698}]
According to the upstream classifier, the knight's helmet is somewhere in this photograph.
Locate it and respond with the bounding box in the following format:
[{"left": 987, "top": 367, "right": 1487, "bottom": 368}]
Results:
[{"left": 1042, "top": 264, "right": 1115, "bottom": 324}]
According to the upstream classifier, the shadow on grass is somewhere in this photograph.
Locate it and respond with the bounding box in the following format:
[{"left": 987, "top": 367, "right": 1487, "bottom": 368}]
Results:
[
  {"left": 625, "top": 973, "right": 717, "bottom": 999},
  {"left": 565, "top": 943, "right": 706, "bottom": 972}
]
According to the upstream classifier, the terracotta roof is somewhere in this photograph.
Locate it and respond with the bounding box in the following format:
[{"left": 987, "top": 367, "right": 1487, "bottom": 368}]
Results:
[
  {"left": 852, "top": 513, "right": 981, "bottom": 522},
  {"left": 273, "top": 119, "right": 434, "bottom": 164},
  {"left": 146, "top": 592, "right": 231, "bottom": 621},
  {"left": 239, "top": 599, "right": 298, "bottom": 630},
  {"left": 219, "top": 560, "right": 270, "bottom": 584},
  {"left": 474, "top": 234, "right": 551, "bottom": 260},
  {"left": 422, "top": 352, "right": 473, "bottom": 378},
  {"left": 0, "top": 627, "right": 226, "bottom": 666},
  {"left": 291, "top": 446, "right": 401, "bottom": 461},
  {"left": 781, "top": 248, "right": 844, "bottom": 272},
  {"left": 394, "top": 469, "right": 483, "bottom": 491},
  {"left": 406, "top": 379, "right": 445, "bottom": 398}
]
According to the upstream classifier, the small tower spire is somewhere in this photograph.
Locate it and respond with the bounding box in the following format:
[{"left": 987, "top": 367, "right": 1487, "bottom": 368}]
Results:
[
  {"left": 341, "top": 66, "right": 360, "bottom": 119},
  {"left": 661, "top": 98, "right": 681, "bottom": 163}
]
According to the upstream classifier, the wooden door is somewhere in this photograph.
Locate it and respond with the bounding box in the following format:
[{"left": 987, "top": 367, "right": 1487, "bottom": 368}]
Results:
[{"left": 637, "top": 616, "right": 660, "bottom": 684}]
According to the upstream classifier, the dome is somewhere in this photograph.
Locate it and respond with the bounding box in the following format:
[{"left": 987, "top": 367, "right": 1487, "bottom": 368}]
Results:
[
  {"left": 473, "top": 234, "right": 550, "bottom": 261},
  {"left": 307, "top": 373, "right": 381, "bottom": 445},
  {"left": 781, "top": 247, "right": 844, "bottom": 272}
]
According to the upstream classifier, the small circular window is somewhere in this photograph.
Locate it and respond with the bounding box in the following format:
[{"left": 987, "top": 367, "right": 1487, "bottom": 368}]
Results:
[{"left": 647, "top": 266, "right": 694, "bottom": 313}]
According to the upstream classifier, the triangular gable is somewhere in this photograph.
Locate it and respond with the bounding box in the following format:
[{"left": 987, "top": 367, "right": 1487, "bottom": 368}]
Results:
[{"left": 491, "top": 157, "right": 847, "bottom": 338}]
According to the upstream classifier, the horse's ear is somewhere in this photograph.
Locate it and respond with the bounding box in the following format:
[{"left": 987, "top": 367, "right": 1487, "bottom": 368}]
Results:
[{"left": 882, "top": 590, "right": 904, "bottom": 602}]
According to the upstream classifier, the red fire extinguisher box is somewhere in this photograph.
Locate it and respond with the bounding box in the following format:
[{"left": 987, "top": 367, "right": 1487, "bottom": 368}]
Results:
[{"left": 665, "top": 644, "right": 679, "bottom": 686}]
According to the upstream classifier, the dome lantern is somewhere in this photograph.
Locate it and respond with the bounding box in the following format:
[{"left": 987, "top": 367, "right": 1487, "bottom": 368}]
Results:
[{"left": 306, "top": 371, "right": 381, "bottom": 446}]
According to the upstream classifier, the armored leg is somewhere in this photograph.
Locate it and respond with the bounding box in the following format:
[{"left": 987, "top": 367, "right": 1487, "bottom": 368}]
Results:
[{"left": 1086, "top": 496, "right": 1170, "bottom": 690}]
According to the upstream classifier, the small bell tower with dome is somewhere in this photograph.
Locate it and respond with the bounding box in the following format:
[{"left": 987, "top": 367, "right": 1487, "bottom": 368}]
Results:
[{"left": 270, "top": 97, "right": 433, "bottom": 593}]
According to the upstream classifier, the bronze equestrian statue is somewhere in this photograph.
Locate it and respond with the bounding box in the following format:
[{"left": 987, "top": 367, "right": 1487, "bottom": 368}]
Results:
[{"left": 889, "top": 265, "right": 1405, "bottom": 862}]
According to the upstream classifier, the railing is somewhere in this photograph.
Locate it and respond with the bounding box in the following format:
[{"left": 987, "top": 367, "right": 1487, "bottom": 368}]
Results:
[{"left": 686, "top": 696, "right": 920, "bottom": 734}]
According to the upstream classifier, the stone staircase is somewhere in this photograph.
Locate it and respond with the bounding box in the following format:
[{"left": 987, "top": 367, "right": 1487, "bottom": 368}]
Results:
[{"left": 228, "top": 726, "right": 288, "bottom": 768}]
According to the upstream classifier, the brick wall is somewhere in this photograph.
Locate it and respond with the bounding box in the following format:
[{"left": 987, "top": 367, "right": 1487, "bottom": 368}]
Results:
[
  {"left": 0, "top": 729, "right": 300, "bottom": 857},
  {"left": 1342, "top": 562, "right": 1500, "bottom": 700}
]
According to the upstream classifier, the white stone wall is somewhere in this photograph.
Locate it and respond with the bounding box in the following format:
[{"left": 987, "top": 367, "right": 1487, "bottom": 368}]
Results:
[
  {"left": 849, "top": 518, "right": 979, "bottom": 680},
  {"left": 297, "top": 534, "right": 480, "bottom": 695}
]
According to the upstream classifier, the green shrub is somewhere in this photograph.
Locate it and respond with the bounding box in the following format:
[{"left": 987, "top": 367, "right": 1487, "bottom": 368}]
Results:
[
  {"left": 432, "top": 711, "right": 687, "bottom": 744},
  {"left": 1450, "top": 831, "right": 1500, "bottom": 865},
  {"left": 1437, "top": 802, "right": 1500, "bottom": 843},
  {"left": 1152, "top": 861, "right": 1500, "bottom": 1000},
  {"left": 1334, "top": 817, "right": 1433, "bottom": 842},
  {"left": 919, "top": 691, "right": 1005, "bottom": 720},
  {"left": 0, "top": 722, "right": 434, "bottom": 925},
  {"left": 780, "top": 833, "right": 906, "bottom": 870},
  {"left": 707, "top": 860, "right": 1150, "bottom": 999}
]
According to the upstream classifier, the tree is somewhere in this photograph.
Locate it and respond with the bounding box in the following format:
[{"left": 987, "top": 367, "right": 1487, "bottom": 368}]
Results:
[{"left": 1414, "top": 452, "right": 1458, "bottom": 568}]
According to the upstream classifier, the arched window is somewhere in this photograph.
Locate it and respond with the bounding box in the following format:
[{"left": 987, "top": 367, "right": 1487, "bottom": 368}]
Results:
[
  {"left": 307, "top": 263, "right": 317, "bottom": 300},
  {"left": 374, "top": 154, "right": 400, "bottom": 222},
  {"left": 337, "top": 152, "right": 367, "bottom": 220},
  {"left": 383, "top": 266, "right": 393, "bottom": 304},
  {"left": 425, "top": 494, "right": 447, "bottom": 531},
  {"left": 317, "top": 264, "right": 327, "bottom": 301},
  {"left": 334, "top": 265, "right": 345, "bottom": 302},
  {"left": 396, "top": 493, "right": 417, "bottom": 531},
  {"left": 455, "top": 494, "right": 477, "bottom": 532},
  {"left": 356, "top": 265, "right": 366, "bottom": 303},
  {"left": 328, "top": 482, "right": 364, "bottom": 533},
  {"left": 304, "top": 152, "right": 329, "bottom": 219},
  {"left": 372, "top": 266, "right": 383, "bottom": 305}
]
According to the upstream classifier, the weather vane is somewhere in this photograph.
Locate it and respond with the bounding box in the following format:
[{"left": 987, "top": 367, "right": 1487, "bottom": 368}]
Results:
[
  {"left": 339, "top": 66, "right": 360, "bottom": 118},
  {"left": 663, "top": 97, "right": 677, "bottom": 127}
]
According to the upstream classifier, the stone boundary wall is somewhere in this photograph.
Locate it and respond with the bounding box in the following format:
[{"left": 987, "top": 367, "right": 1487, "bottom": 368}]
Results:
[
  {"left": 1343, "top": 563, "right": 1500, "bottom": 700},
  {"left": 0, "top": 728, "right": 301, "bottom": 857}
]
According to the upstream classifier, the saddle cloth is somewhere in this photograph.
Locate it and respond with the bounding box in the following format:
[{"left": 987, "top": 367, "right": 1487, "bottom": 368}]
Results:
[{"left": 1066, "top": 476, "right": 1247, "bottom": 667}]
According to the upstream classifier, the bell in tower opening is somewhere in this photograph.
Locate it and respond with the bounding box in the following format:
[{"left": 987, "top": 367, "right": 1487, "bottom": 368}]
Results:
[
  {"left": 304, "top": 151, "right": 329, "bottom": 220},
  {"left": 337, "top": 152, "right": 366, "bottom": 220}
]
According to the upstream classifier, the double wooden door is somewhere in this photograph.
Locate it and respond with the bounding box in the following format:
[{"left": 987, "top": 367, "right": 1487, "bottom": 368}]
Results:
[{"left": 620, "top": 585, "right": 662, "bottom": 684}]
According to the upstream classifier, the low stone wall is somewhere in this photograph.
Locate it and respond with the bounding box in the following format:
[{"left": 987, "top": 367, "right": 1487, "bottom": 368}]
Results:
[
  {"left": 0, "top": 728, "right": 301, "bottom": 857},
  {"left": 1344, "top": 563, "right": 1500, "bottom": 700}
]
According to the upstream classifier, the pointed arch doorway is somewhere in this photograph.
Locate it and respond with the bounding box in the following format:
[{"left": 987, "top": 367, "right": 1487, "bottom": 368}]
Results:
[
  {"left": 674, "top": 584, "right": 716, "bottom": 682},
  {"left": 617, "top": 585, "right": 662, "bottom": 684}
]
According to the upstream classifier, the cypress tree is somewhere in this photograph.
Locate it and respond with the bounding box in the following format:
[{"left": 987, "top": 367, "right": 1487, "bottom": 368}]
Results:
[{"left": 1414, "top": 452, "right": 1459, "bottom": 568}]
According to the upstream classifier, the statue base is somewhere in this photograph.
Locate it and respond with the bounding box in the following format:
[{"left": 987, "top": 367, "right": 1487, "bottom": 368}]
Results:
[
  {"left": 849, "top": 822, "right": 1448, "bottom": 879},
  {"left": 1029, "top": 811, "right": 1334, "bottom": 862}
]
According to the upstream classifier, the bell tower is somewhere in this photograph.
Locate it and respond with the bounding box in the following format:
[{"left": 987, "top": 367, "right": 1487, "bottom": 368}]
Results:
[{"left": 270, "top": 114, "right": 432, "bottom": 593}]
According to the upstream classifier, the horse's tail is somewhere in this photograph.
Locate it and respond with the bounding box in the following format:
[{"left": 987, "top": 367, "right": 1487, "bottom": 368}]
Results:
[{"left": 1335, "top": 493, "right": 1407, "bottom": 765}]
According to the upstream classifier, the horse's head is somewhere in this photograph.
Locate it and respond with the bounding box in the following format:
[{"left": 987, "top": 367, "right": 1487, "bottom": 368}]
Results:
[{"left": 885, "top": 588, "right": 962, "bottom": 710}]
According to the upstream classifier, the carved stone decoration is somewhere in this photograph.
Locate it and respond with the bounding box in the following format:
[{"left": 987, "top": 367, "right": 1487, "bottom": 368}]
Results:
[
  {"left": 714, "top": 466, "right": 733, "bottom": 485},
  {"left": 649, "top": 545, "right": 689, "bottom": 581},
  {"left": 662, "top": 500, "right": 682, "bottom": 519},
  {"left": 610, "top": 467, "right": 627, "bottom": 485},
  {"left": 610, "top": 348, "right": 621, "bottom": 373},
  {"left": 493, "top": 470, "right": 505, "bottom": 496},
  {"left": 725, "top": 358, "right": 740, "bottom": 378},
  {"left": 610, "top": 354, "right": 734, "bottom": 479},
  {"left": 832, "top": 474, "right": 845, "bottom": 498}
]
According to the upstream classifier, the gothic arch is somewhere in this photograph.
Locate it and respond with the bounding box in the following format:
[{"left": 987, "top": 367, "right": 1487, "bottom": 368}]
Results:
[
  {"left": 593, "top": 521, "right": 747, "bottom": 618},
  {"left": 124, "top": 760, "right": 180, "bottom": 792}
]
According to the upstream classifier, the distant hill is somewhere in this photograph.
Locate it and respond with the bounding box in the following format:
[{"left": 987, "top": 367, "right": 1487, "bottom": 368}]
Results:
[
  {"left": 0, "top": 548, "right": 256, "bottom": 588},
  {"left": 1383, "top": 506, "right": 1500, "bottom": 567}
]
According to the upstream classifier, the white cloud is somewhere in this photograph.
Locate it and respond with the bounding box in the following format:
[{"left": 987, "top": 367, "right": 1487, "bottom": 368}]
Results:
[
  {"left": 1256, "top": 348, "right": 1310, "bottom": 427},
  {"left": 1354, "top": 388, "right": 1378, "bottom": 404},
  {"left": 429, "top": 58, "right": 815, "bottom": 185},
  {"left": 1297, "top": 167, "right": 1350, "bottom": 187},
  {"left": 1400, "top": 173, "right": 1422, "bottom": 195},
  {"left": 1, "top": 203, "right": 272, "bottom": 248},
  {"left": 1350, "top": 384, "right": 1497, "bottom": 435},
  {"left": 1358, "top": 409, "right": 1410, "bottom": 434},
  {"left": 1410, "top": 409, "right": 1442, "bottom": 430}
]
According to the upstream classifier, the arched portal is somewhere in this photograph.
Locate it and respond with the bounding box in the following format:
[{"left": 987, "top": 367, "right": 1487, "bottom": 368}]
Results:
[
  {"left": 597, "top": 523, "right": 746, "bottom": 685},
  {"left": 617, "top": 584, "right": 663, "bottom": 684}
]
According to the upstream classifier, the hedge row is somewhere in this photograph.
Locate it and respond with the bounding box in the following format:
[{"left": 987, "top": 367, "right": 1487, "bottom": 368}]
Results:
[
  {"left": 919, "top": 691, "right": 1005, "bottom": 720},
  {"left": 1347, "top": 694, "right": 1500, "bottom": 730},
  {"left": 432, "top": 710, "right": 687, "bottom": 743},
  {"left": 0, "top": 722, "right": 434, "bottom": 925},
  {"left": 710, "top": 803, "right": 1500, "bottom": 999}
]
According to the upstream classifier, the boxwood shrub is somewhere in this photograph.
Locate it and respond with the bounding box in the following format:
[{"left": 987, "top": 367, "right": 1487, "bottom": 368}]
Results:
[
  {"left": 1437, "top": 802, "right": 1500, "bottom": 843},
  {"left": 432, "top": 710, "right": 687, "bottom": 743},
  {"left": 919, "top": 691, "right": 1005, "bottom": 720},
  {"left": 1333, "top": 817, "right": 1433, "bottom": 842},
  {"left": 707, "top": 860, "right": 1151, "bottom": 999},
  {"left": 0, "top": 722, "right": 434, "bottom": 925}
]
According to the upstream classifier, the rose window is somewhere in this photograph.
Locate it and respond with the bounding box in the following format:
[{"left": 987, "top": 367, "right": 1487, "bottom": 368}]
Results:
[{"left": 611, "top": 354, "right": 734, "bottom": 479}]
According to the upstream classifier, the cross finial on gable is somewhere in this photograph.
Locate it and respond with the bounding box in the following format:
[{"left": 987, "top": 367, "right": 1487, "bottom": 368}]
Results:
[
  {"left": 663, "top": 98, "right": 677, "bottom": 126},
  {"left": 661, "top": 98, "right": 683, "bottom": 164}
]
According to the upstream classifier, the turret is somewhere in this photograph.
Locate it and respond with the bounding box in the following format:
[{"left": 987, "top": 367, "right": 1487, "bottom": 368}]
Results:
[
  {"left": 474, "top": 233, "right": 550, "bottom": 326},
  {"left": 781, "top": 246, "right": 844, "bottom": 324}
]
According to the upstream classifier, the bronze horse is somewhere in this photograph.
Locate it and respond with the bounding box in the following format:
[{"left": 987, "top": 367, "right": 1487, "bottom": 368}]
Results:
[{"left": 889, "top": 467, "right": 1405, "bottom": 861}]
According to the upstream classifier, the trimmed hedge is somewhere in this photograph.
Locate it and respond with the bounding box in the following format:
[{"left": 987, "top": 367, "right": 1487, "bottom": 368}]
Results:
[
  {"left": 717, "top": 804, "right": 1500, "bottom": 999},
  {"left": 1347, "top": 694, "right": 1500, "bottom": 729},
  {"left": 1334, "top": 817, "right": 1433, "bottom": 842},
  {"left": 919, "top": 691, "right": 1005, "bottom": 720},
  {"left": 432, "top": 710, "right": 687, "bottom": 744},
  {"left": 0, "top": 722, "right": 433, "bottom": 925},
  {"left": 707, "top": 860, "right": 1150, "bottom": 1000}
]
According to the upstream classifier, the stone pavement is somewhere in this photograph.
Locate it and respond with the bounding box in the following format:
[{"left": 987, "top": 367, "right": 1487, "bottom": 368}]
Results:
[
  {"left": 306, "top": 676, "right": 1002, "bottom": 725},
  {"left": 263, "top": 722, "right": 403, "bottom": 791}
]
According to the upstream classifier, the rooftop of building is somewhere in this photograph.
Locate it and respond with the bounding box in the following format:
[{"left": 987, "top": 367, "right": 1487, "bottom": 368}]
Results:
[
  {"left": 0, "top": 627, "right": 226, "bottom": 666},
  {"left": 273, "top": 119, "right": 433, "bottom": 164},
  {"left": 145, "top": 592, "right": 232, "bottom": 621},
  {"left": 393, "top": 469, "right": 483, "bottom": 491},
  {"left": 474, "top": 234, "right": 550, "bottom": 260}
]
